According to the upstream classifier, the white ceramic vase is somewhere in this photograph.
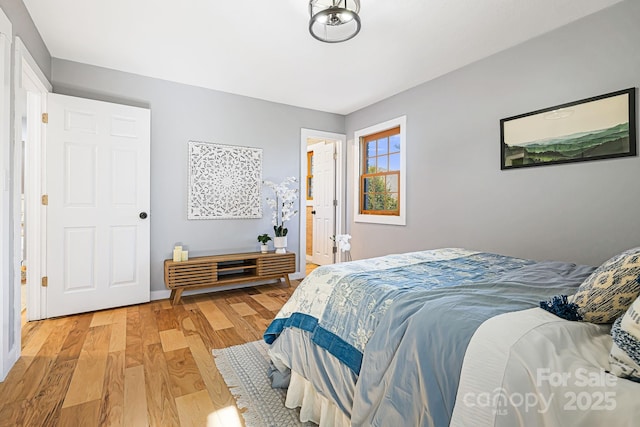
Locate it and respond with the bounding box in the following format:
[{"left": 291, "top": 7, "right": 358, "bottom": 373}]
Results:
[
  {"left": 274, "top": 236, "right": 287, "bottom": 254},
  {"left": 260, "top": 244, "right": 269, "bottom": 253}
]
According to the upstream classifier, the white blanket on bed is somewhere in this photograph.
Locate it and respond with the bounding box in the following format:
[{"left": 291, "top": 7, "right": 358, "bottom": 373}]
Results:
[{"left": 451, "top": 308, "right": 640, "bottom": 427}]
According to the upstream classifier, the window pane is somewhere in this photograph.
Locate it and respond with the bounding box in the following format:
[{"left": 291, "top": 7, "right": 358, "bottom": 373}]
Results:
[
  {"left": 371, "top": 193, "right": 385, "bottom": 211},
  {"left": 377, "top": 156, "right": 388, "bottom": 171},
  {"left": 390, "top": 134, "right": 401, "bottom": 153},
  {"left": 370, "top": 175, "right": 385, "bottom": 193},
  {"left": 387, "top": 174, "right": 398, "bottom": 192},
  {"left": 389, "top": 153, "right": 400, "bottom": 171},
  {"left": 367, "top": 141, "right": 376, "bottom": 158},
  {"left": 363, "top": 194, "right": 371, "bottom": 210},
  {"left": 363, "top": 177, "right": 372, "bottom": 193},
  {"left": 385, "top": 193, "right": 398, "bottom": 210},
  {"left": 377, "top": 138, "right": 388, "bottom": 155},
  {"left": 367, "top": 156, "right": 376, "bottom": 172},
  {"left": 307, "top": 177, "right": 313, "bottom": 199}
]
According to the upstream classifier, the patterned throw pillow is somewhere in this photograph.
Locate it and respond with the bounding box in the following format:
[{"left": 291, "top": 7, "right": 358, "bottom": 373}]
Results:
[
  {"left": 609, "top": 296, "right": 640, "bottom": 382},
  {"left": 540, "top": 247, "right": 640, "bottom": 324}
]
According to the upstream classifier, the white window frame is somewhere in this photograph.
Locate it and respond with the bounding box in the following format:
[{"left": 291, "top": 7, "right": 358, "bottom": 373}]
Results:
[{"left": 353, "top": 116, "right": 407, "bottom": 226}]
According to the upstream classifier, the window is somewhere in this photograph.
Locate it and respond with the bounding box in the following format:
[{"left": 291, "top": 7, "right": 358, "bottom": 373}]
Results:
[
  {"left": 361, "top": 126, "right": 400, "bottom": 215},
  {"left": 353, "top": 116, "right": 406, "bottom": 225}
]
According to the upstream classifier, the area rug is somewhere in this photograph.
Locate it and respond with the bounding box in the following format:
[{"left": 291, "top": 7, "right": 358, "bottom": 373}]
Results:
[{"left": 212, "top": 340, "right": 315, "bottom": 427}]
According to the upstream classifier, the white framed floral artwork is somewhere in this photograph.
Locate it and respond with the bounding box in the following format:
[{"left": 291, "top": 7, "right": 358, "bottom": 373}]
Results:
[{"left": 187, "top": 141, "right": 263, "bottom": 219}]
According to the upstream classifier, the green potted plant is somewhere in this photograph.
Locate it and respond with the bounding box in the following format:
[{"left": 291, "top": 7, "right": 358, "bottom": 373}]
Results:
[{"left": 257, "top": 233, "right": 272, "bottom": 253}]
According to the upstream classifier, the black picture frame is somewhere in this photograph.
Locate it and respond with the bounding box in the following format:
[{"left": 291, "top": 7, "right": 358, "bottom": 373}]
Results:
[{"left": 500, "top": 88, "right": 636, "bottom": 170}]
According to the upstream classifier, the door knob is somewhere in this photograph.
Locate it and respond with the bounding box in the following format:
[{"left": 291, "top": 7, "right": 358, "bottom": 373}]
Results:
[
  {"left": 311, "top": 210, "right": 316, "bottom": 215},
  {"left": 139, "top": 212, "right": 148, "bottom": 219}
]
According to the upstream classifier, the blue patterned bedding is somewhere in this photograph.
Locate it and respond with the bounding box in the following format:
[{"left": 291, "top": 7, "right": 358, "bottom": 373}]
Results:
[
  {"left": 265, "top": 249, "right": 532, "bottom": 373},
  {"left": 264, "top": 248, "right": 595, "bottom": 426}
]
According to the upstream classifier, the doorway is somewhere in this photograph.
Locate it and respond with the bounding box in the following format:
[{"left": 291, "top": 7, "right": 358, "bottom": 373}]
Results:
[
  {"left": 14, "top": 37, "right": 51, "bottom": 322},
  {"left": 299, "top": 129, "right": 346, "bottom": 275}
]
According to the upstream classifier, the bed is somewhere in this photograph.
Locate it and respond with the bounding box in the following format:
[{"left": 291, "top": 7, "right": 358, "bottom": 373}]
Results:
[{"left": 263, "top": 248, "right": 640, "bottom": 426}]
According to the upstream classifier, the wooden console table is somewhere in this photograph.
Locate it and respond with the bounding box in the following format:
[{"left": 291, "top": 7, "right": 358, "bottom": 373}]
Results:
[{"left": 164, "top": 251, "right": 296, "bottom": 304}]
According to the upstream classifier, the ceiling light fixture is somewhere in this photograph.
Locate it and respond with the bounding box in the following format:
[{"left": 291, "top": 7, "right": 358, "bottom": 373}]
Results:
[{"left": 309, "top": 0, "right": 361, "bottom": 43}]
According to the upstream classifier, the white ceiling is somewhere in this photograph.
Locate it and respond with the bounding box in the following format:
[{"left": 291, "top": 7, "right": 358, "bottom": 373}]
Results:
[{"left": 24, "top": 0, "right": 622, "bottom": 115}]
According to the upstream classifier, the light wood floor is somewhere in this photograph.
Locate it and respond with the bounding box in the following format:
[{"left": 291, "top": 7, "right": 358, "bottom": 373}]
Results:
[
  {"left": 305, "top": 263, "right": 319, "bottom": 276},
  {"left": 0, "top": 280, "right": 298, "bottom": 427}
]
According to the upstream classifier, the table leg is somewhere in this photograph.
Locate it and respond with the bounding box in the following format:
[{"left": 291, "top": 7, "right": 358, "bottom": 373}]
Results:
[{"left": 171, "top": 288, "right": 184, "bottom": 305}]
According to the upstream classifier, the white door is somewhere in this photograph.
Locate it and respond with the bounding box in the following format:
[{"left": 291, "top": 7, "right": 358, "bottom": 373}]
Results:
[
  {"left": 311, "top": 142, "right": 335, "bottom": 266},
  {"left": 46, "top": 94, "right": 150, "bottom": 318}
]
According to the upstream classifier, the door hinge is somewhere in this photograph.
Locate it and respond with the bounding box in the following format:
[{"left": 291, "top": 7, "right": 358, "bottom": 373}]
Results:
[
  {"left": 41, "top": 194, "right": 48, "bottom": 205},
  {"left": 333, "top": 200, "right": 338, "bottom": 207},
  {"left": 42, "top": 113, "right": 48, "bottom": 124},
  {"left": 333, "top": 152, "right": 337, "bottom": 160},
  {"left": 41, "top": 276, "right": 48, "bottom": 287},
  {"left": 332, "top": 246, "right": 337, "bottom": 254}
]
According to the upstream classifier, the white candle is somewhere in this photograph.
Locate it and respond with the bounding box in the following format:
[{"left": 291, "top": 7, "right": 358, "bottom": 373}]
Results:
[{"left": 173, "top": 246, "right": 182, "bottom": 262}]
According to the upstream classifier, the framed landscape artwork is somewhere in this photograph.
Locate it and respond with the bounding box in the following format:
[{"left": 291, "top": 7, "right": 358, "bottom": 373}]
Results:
[{"left": 500, "top": 88, "right": 636, "bottom": 170}]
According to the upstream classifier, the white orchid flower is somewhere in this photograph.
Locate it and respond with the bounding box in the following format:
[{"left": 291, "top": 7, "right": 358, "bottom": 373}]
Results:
[{"left": 263, "top": 177, "right": 299, "bottom": 236}]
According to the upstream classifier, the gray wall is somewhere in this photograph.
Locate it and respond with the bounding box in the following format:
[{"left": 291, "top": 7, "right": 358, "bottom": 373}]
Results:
[
  {"left": 51, "top": 59, "right": 344, "bottom": 292},
  {"left": 345, "top": 0, "right": 640, "bottom": 267},
  {"left": 0, "top": 0, "right": 50, "bottom": 78}
]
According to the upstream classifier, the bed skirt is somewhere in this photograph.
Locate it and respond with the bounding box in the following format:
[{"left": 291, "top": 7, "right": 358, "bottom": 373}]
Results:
[{"left": 286, "top": 371, "right": 351, "bottom": 427}]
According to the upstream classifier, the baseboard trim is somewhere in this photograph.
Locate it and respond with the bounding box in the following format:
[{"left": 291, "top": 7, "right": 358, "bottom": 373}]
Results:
[{"left": 150, "top": 271, "right": 305, "bottom": 301}]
